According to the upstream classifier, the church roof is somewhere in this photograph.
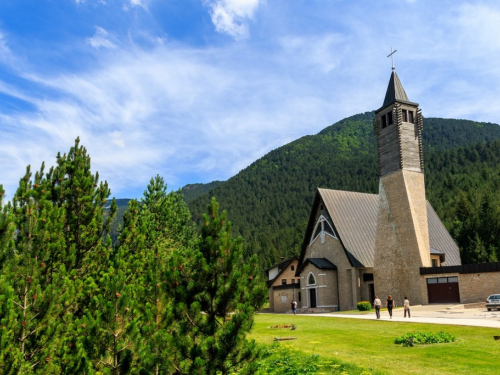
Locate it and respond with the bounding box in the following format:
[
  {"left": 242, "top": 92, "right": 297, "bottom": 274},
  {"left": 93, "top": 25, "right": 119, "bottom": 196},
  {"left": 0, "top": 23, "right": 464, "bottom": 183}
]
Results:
[
  {"left": 298, "top": 188, "right": 461, "bottom": 270},
  {"left": 379, "top": 70, "right": 418, "bottom": 111},
  {"left": 298, "top": 258, "right": 337, "bottom": 273}
]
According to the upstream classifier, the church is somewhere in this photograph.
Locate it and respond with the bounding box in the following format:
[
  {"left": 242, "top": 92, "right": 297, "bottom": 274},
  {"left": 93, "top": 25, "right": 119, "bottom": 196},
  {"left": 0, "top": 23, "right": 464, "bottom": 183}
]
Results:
[{"left": 267, "top": 63, "right": 500, "bottom": 313}]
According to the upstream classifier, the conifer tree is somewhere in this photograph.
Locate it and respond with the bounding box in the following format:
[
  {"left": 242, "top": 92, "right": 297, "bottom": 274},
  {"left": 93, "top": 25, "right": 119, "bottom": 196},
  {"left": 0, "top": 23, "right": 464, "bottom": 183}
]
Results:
[
  {"left": 40, "top": 138, "right": 117, "bottom": 373},
  {"left": 0, "top": 184, "right": 16, "bottom": 373},
  {"left": 136, "top": 176, "right": 195, "bottom": 375},
  {"left": 168, "top": 197, "right": 267, "bottom": 375},
  {"left": 76, "top": 200, "right": 143, "bottom": 374},
  {"left": 1, "top": 166, "right": 68, "bottom": 373},
  {"left": 45, "top": 137, "right": 117, "bottom": 273}
]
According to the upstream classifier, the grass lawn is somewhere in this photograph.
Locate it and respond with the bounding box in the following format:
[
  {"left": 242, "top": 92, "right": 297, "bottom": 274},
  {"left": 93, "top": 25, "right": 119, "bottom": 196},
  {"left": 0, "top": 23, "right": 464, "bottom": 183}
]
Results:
[{"left": 250, "top": 313, "right": 500, "bottom": 374}]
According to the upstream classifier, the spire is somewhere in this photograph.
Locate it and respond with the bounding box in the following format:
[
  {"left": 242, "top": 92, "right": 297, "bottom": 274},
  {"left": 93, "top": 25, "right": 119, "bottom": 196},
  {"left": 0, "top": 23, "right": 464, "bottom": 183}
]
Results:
[{"left": 381, "top": 70, "right": 410, "bottom": 108}]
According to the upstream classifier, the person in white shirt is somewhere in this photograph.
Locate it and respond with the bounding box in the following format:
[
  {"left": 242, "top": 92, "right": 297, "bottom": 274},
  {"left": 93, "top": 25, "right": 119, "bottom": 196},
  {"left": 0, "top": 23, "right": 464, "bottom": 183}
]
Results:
[
  {"left": 373, "top": 296, "right": 382, "bottom": 319},
  {"left": 403, "top": 297, "right": 411, "bottom": 318}
]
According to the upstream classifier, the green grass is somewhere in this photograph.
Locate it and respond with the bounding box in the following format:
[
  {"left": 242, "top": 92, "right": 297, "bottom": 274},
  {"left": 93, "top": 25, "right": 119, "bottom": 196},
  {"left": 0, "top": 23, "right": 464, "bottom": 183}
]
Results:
[{"left": 250, "top": 314, "right": 500, "bottom": 374}]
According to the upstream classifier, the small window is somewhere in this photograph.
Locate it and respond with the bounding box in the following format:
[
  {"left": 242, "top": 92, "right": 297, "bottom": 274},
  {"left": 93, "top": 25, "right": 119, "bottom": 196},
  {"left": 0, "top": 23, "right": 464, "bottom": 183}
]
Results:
[
  {"left": 297, "top": 279, "right": 300, "bottom": 286},
  {"left": 291, "top": 265, "right": 295, "bottom": 271},
  {"left": 308, "top": 274, "right": 316, "bottom": 285},
  {"left": 438, "top": 277, "right": 448, "bottom": 283},
  {"left": 427, "top": 278, "right": 437, "bottom": 284},
  {"left": 409, "top": 111, "right": 414, "bottom": 123},
  {"left": 291, "top": 279, "right": 295, "bottom": 284},
  {"left": 298, "top": 292, "right": 301, "bottom": 302},
  {"left": 402, "top": 109, "right": 408, "bottom": 122},
  {"left": 381, "top": 115, "right": 387, "bottom": 128},
  {"left": 387, "top": 112, "right": 393, "bottom": 125},
  {"left": 281, "top": 279, "right": 287, "bottom": 285},
  {"left": 431, "top": 259, "right": 438, "bottom": 267},
  {"left": 448, "top": 277, "right": 458, "bottom": 283}
]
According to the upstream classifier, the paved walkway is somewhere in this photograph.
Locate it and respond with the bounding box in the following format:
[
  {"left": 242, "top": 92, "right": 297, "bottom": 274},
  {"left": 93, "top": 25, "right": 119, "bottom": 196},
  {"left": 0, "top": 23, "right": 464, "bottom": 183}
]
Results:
[{"left": 297, "top": 304, "right": 500, "bottom": 328}]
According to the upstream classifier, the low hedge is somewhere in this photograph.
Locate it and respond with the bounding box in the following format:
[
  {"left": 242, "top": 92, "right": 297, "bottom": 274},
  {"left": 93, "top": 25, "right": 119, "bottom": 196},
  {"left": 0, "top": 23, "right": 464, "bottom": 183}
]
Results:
[{"left": 357, "top": 301, "right": 372, "bottom": 311}]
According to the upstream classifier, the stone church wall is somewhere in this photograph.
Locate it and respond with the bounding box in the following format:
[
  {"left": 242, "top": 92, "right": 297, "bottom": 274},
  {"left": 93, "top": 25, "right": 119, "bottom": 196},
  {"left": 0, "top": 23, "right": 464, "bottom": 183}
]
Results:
[
  {"left": 300, "top": 263, "right": 337, "bottom": 310},
  {"left": 303, "top": 234, "right": 357, "bottom": 311}
]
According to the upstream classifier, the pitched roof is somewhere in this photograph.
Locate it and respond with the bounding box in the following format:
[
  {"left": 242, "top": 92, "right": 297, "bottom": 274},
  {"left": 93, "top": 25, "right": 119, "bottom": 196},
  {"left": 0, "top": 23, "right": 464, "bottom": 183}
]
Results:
[
  {"left": 379, "top": 70, "right": 418, "bottom": 110},
  {"left": 298, "top": 188, "right": 461, "bottom": 269},
  {"left": 298, "top": 258, "right": 337, "bottom": 273},
  {"left": 265, "top": 257, "right": 298, "bottom": 288}
]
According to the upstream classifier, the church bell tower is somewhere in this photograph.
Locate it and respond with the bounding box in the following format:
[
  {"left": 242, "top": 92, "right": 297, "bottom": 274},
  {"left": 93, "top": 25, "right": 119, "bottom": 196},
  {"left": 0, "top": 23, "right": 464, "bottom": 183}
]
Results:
[{"left": 373, "top": 56, "right": 431, "bottom": 305}]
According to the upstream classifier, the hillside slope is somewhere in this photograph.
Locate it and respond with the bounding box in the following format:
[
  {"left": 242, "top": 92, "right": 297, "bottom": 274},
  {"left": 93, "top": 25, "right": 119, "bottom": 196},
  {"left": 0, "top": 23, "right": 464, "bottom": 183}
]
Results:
[{"left": 187, "top": 112, "right": 500, "bottom": 270}]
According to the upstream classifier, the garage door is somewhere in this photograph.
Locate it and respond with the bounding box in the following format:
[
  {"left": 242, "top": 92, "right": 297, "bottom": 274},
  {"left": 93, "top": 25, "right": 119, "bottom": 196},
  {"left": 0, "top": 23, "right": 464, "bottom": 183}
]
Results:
[{"left": 426, "top": 276, "right": 460, "bottom": 303}]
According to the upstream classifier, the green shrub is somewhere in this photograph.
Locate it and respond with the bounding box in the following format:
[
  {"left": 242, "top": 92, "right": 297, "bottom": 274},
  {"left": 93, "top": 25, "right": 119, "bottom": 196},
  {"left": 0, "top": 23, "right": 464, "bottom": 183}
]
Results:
[
  {"left": 253, "top": 343, "right": 377, "bottom": 374},
  {"left": 357, "top": 301, "right": 372, "bottom": 311},
  {"left": 394, "top": 331, "right": 457, "bottom": 347}
]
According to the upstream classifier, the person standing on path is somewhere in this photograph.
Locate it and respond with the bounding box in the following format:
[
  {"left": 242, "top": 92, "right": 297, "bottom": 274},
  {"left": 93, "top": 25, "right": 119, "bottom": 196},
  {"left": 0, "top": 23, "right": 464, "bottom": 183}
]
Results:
[
  {"left": 386, "top": 295, "right": 395, "bottom": 319},
  {"left": 292, "top": 300, "right": 297, "bottom": 315},
  {"left": 373, "top": 296, "right": 382, "bottom": 319},
  {"left": 403, "top": 297, "right": 411, "bottom": 318}
]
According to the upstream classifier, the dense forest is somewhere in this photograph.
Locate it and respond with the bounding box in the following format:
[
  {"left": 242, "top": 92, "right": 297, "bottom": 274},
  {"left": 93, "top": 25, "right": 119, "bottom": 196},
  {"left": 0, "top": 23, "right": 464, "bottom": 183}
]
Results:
[{"left": 186, "top": 112, "right": 500, "bottom": 270}]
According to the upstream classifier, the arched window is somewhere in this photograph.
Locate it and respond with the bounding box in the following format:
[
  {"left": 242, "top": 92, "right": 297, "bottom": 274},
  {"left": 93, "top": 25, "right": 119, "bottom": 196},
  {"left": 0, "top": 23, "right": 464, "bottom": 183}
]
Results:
[
  {"left": 308, "top": 273, "right": 316, "bottom": 286},
  {"left": 310, "top": 215, "right": 337, "bottom": 244}
]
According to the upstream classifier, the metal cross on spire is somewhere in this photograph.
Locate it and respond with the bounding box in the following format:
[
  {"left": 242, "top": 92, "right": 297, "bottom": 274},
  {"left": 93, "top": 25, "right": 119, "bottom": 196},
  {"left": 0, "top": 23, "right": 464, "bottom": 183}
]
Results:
[{"left": 387, "top": 47, "right": 397, "bottom": 70}]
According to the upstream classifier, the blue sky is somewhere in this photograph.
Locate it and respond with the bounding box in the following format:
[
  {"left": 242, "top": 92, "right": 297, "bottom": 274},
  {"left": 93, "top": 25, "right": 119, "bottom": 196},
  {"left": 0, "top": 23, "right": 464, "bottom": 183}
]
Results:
[{"left": 1, "top": 0, "right": 500, "bottom": 200}]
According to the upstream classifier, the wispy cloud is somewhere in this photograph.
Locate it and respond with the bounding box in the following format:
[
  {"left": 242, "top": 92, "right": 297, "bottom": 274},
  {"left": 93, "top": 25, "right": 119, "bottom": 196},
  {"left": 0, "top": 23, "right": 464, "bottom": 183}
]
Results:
[
  {"left": 86, "top": 27, "right": 116, "bottom": 49},
  {"left": 204, "top": 0, "right": 264, "bottom": 39},
  {"left": 2, "top": 0, "right": 500, "bottom": 201}
]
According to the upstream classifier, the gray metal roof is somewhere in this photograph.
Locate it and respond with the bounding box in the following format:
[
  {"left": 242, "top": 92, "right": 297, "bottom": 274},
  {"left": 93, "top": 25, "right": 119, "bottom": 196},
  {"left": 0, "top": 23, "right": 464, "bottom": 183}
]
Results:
[
  {"left": 427, "top": 204, "right": 461, "bottom": 265},
  {"left": 318, "top": 189, "right": 378, "bottom": 267},
  {"left": 316, "top": 188, "right": 461, "bottom": 268},
  {"left": 430, "top": 247, "right": 444, "bottom": 255}
]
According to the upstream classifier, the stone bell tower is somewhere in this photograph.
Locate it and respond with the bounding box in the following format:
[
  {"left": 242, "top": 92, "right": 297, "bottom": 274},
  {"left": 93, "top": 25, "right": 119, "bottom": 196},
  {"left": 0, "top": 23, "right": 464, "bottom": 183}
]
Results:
[{"left": 373, "top": 58, "right": 431, "bottom": 306}]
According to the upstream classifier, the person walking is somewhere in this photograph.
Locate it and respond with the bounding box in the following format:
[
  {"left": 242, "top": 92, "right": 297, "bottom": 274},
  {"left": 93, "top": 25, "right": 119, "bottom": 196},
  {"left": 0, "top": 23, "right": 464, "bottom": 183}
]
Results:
[
  {"left": 403, "top": 296, "right": 411, "bottom": 318},
  {"left": 373, "top": 295, "right": 382, "bottom": 319},
  {"left": 292, "top": 300, "right": 297, "bottom": 315},
  {"left": 386, "top": 295, "right": 395, "bottom": 319}
]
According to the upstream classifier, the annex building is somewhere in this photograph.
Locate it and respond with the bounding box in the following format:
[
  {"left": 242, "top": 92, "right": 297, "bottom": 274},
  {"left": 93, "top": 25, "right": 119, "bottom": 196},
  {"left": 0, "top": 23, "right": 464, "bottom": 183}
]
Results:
[{"left": 267, "top": 65, "right": 500, "bottom": 313}]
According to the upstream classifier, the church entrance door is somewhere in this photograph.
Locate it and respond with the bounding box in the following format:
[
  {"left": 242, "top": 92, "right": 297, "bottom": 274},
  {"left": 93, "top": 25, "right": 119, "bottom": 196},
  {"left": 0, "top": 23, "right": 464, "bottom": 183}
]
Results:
[{"left": 309, "top": 288, "right": 317, "bottom": 308}]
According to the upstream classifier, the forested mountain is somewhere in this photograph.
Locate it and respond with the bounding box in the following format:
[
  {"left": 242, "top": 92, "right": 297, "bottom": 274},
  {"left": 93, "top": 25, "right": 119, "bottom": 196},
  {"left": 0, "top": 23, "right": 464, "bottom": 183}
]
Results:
[
  {"left": 182, "top": 181, "right": 224, "bottom": 203},
  {"left": 186, "top": 112, "right": 500, "bottom": 271}
]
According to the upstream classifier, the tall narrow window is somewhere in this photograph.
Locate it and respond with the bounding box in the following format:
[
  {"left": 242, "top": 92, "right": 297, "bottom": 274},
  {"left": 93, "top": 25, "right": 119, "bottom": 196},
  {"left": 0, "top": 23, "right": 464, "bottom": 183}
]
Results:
[
  {"left": 381, "top": 115, "right": 387, "bottom": 128},
  {"left": 409, "top": 111, "right": 414, "bottom": 123},
  {"left": 387, "top": 112, "right": 393, "bottom": 125},
  {"left": 402, "top": 109, "right": 408, "bottom": 122},
  {"left": 308, "top": 273, "right": 316, "bottom": 285}
]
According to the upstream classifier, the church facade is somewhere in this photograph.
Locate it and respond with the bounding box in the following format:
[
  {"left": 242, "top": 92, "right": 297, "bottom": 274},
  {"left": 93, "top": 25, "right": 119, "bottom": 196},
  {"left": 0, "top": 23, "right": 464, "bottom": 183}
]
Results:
[
  {"left": 266, "top": 66, "right": 500, "bottom": 312},
  {"left": 268, "top": 67, "right": 464, "bottom": 312}
]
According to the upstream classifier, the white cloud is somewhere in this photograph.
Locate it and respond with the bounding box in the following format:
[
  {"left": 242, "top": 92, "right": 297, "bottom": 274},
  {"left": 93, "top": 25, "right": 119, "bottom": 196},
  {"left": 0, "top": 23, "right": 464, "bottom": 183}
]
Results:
[
  {"left": 205, "top": 0, "right": 264, "bottom": 39},
  {"left": 86, "top": 27, "right": 116, "bottom": 49}
]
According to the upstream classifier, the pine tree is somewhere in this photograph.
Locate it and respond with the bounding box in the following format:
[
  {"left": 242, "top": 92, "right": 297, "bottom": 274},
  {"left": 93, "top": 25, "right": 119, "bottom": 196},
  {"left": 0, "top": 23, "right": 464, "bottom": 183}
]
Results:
[
  {"left": 0, "top": 184, "right": 17, "bottom": 373},
  {"left": 168, "top": 197, "right": 267, "bottom": 374},
  {"left": 74, "top": 199, "right": 143, "bottom": 374},
  {"left": 40, "top": 138, "right": 117, "bottom": 374},
  {"left": 136, "top": 176, "right": 195, "bottom": 375},
  {"left": 0, "top": 165, "right": 68, "bottom": 373}
]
